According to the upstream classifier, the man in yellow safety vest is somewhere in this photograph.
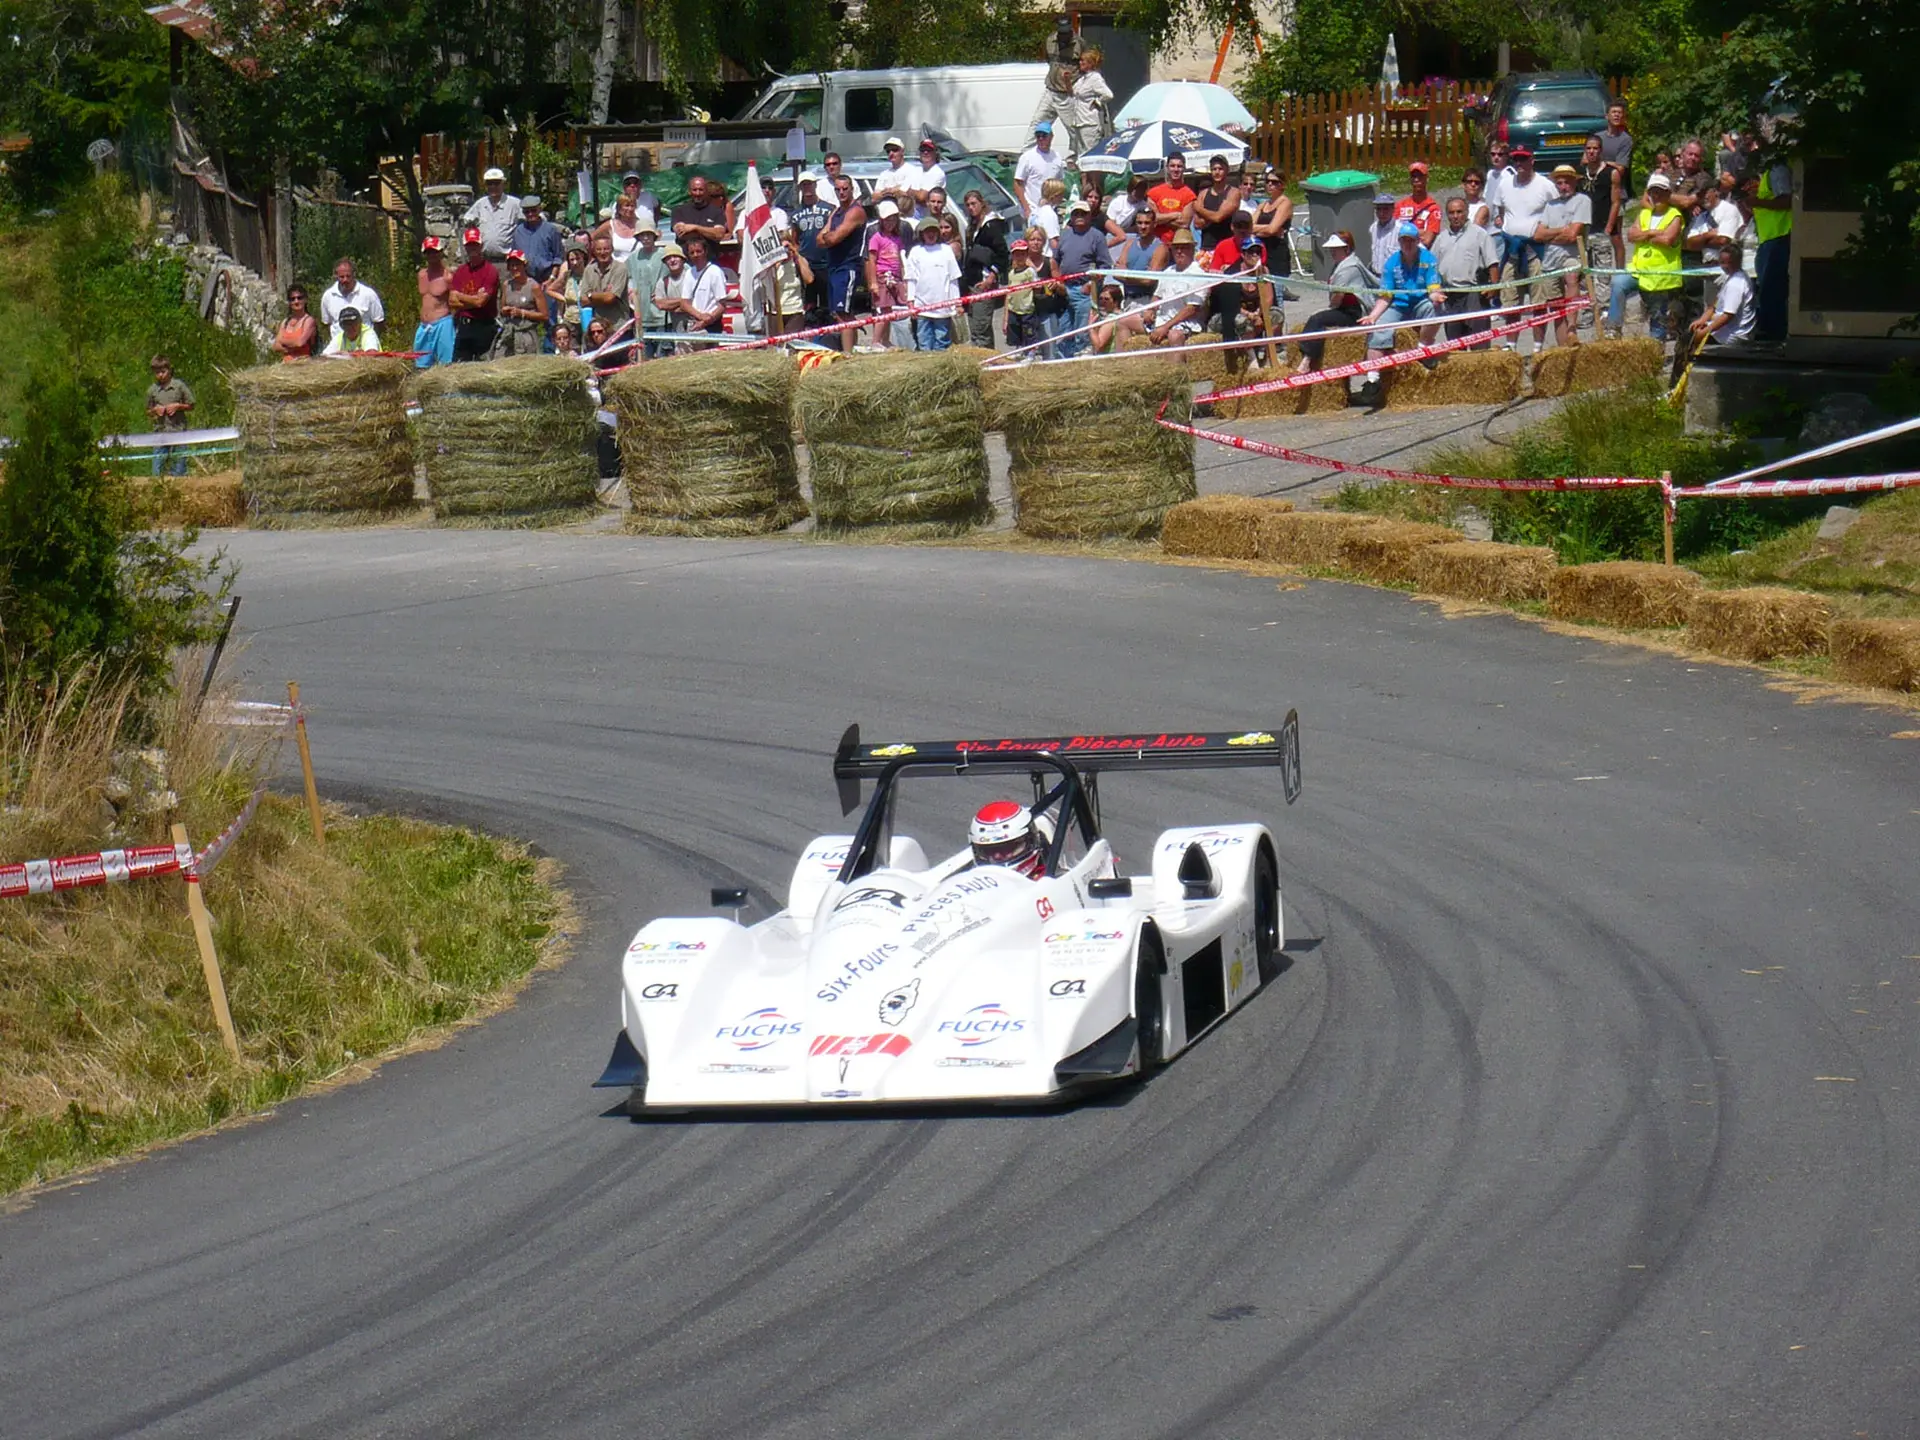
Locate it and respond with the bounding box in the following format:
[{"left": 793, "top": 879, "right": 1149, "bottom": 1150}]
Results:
[
  {"left": 1750, "top": 159, "right": 1794, "bottom": 343},
  {"left": 1603, "top": 172, "right": 1684, "bottom": 343}
]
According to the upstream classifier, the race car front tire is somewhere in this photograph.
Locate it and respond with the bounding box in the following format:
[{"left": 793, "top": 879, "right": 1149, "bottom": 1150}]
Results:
[{"left": 1134, "top": 926, "right": 1168, "bottom": 1071}]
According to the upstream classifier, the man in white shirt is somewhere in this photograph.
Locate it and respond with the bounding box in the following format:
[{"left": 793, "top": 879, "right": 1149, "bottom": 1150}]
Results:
[
  {"left": 317, "top": 258, "right": 386, "bottom": 336},
  {"left": 905, "top": 139, "right": 947, "bottom": 219},
  {"left": 1529, "top": 165, "right": 1591, "bottom": 347},
  {"left": 903, "top": 215, "right": 963, "bottom": 350},
  {"left": 461, "top": 167, "right": 524, "bottom": 261},
  {"left": 1690, "top": 242, "right": 1755, "bottom": 346},
  {"left": 1368, "top": 194, "right": 1400, "bottom": 275},
  {"left": 674, "top": 236, "right": 729, "bottom": 346},
  {"left": 1494, "top": 146, "right": 1556, "bottom": 337},
  {"left": 1146, "top": 229, "right": 1213, "bottom": 345},
  {"left": 1014, "top": 122, "right": 1067, "bottom": 220},
  {"left": 870, "top": 138, "right": 916, "bottom": 211}
]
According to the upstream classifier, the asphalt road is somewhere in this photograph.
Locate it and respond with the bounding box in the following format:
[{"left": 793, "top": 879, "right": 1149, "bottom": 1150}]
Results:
[{"left": 5, "top": 531, "right": 1918, "bottom": 1439}]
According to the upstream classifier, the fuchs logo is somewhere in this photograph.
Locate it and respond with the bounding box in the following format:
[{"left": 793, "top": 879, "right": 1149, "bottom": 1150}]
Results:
[
  {"left": 809, "top": 1033, "right": 912, "bottom": 1058},
  {"left": 804, "top": 841, "right": 851, "bottom": 870},
  {"left": 870, "top": 743, "right": 916, "bottom": 757},
  {"left": 1161, "top": 830, "right": 1247, "bottom": 852},
  {"left": 630, "top": 939, "right": 707, "bottom": 952},
  {"left": 836, "top": 886, "right": 907, "bottom": 912},
  {"left": 1227, "top": 731, "right": 1275, "bottom": 746},
  {"left": 878, "top": 978, "right": 920, "bottom": 1027},
  {"left": 939, "top": 1003, "right": 1026, "bottom": 1047},
  {"left": 715, "top": 1007, "right": 802, "bottom": 1050}
]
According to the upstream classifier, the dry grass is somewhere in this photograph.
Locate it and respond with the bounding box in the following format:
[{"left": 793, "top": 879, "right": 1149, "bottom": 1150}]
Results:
[
  {"left": 136, "top": 471, "right": 247, "bottom": 529},
  {"left": 1548, "top": 561, "right": 1703, "bottom": 627},
  {"left": 1828, "top": 618, "right": 1920, "bottom": 691},
  {"left": 1414, "top": 541, "right": 1559, "bottom": 603},
  {"left": 1529, "top": 339, "right": 1664, "bottom": 398},
  {"left": 1336, "top": 520, "right": 1461, "bottom": 584},
  {"left": 1252, "top": 510, "right": 1383, "bottom": 566},
  {"left": 231, "top": 359, "right": 416, "bottom": 525},
  {"left": 1161, "top": 495, "right": 1295, "bottom": 560},
  {"left": 1383, "top": 350, "right": 1524, "bottom": 409},
  {"left": 1685, "top": 587, "right": 1832, "bottom": 662}
]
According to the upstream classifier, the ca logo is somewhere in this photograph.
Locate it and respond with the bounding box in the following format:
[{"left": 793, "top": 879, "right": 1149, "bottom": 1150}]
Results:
[
  {"left": 641, "top": 983, "right": 679, "bottom": 1000},
  {"left": 1048, "top": 978, "right": 1087, "bottom": 997}
]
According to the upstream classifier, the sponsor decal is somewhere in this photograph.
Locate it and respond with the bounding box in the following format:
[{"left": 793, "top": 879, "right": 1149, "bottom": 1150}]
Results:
[
  {"left": 809, "top": 1033, "right": 913, "bottom": 1058},
  {"left": 1035, "top": 897, "right": 1054, "bottom": 921},
  {"left": 629, "top": 938, "right": 708, "bottom": 952},
  {"left": 907, "top": 913, "right": 990, "bottom": 966},
  {"left": 1228, "top": 731, "right": 1275, "bottom": 747},
  {"left": 639, "top": 983, "right": 680, "bottom": 1000},
  {"left": 1228, "top": 959, "right": 1244, "bottom": 996},
  {"left": 939, "top": 1003, "right": 1026, "bottom": 1047},
  {"left": 936, "top": 1056, "right": 1023, "bottom": 1069},
  {"left": 870, "top": 743, "right": 917, "bottom": 758},
  {"left": 699, "top": 1062, "right": 789, "bottom": 1074},
  {"left": 803, "top": 841, "right": 852, "bottom": 871},
  {"left": 819, "top": 1089, "right": 864, "bottom": 1099},
  {"left": 954, "top": 734, "right": 1209, "bottom": 755},
  {"left": 878, "top": 978, "right": 920, "bottom": 1027},
  {"left": 816, "top": 941, "right": 903, "bottom": 1003},
  {"left": 1159, "top": 830, "right": 1247, "bottom": 853},
  {"left": 1049, "top": 978, "right": 1087, "bottom": 997},
  {"left": 835, "top": 886, "right": 907, "bottom": 913},
  {"left": 715, "top": 1007, "right": 803, "bottom": 1050}
]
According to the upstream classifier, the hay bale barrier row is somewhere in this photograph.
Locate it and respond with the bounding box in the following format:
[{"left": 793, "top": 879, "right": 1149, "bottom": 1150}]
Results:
[
  {"left": 796, "top": 351, "right": 991, "bottom": 537},
  {"left": 1383, "top": 350, "right": 1524, "bottom": 409},
  {"left": 1161, "top": 495, "right": 1294, "bottom": 560},
  {"left": 998, "top": 359, "right": 1195, "bottom": 540},
  {"left": 1335, "top": 520, "right": 1461, "bottom": 585},
  {"left": 412, "top": 356, "right": 598, "bottom": 524},
  {"left": 1685, "top": 587, "right": 1831, "bottom": 662},
  {"left": 137, "top": 473, "right": 247, "bottom": 529},
  {"left": 607, "top": 350, "right": 808, "bottom": 536},
  {"left": 1529, "top": 338, "right": 1664, "bottom": 398},
  {"left": 1548, "top": 561, "right": 1702, "bottom": 627},
  {"left": 1829, "top": 618, "right": 1920, "bottom": 692},
  {"left": 232, "top": 359, "right": 416, "bottom": 525},
  {"left": 1414, "top": 541, "right": 1559, "bottom": 603},
  {"left": 1251, "top": 510, "right": 1382, "bottom": 566}
]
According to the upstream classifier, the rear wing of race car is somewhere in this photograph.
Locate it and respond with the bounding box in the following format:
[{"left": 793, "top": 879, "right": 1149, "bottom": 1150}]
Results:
[{"left": 833, "top": 714, "right": 1302, "bottom": 812}]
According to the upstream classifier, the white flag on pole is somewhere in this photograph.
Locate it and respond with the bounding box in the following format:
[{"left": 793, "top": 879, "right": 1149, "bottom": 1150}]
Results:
[{"left": 737, "top": 163, "right": 787, "bottom": 332}]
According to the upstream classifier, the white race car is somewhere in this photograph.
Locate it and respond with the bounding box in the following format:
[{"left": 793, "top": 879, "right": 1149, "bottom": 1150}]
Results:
[{"left": 594, "top": 718, "right": 1301, "bottom": 1111}]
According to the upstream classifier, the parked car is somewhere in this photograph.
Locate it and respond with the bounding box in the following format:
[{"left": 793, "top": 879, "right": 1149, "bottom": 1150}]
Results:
[{"left": 1466, "top": 71, "right": 1616, "bottom": 163}]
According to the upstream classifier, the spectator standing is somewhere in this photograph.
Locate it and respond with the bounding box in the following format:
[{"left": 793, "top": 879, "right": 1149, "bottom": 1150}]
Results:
[
  {"left": 1294, "top": 232, "right": 1368, "bottom": 372},
  {"left": 1251, "top": 167, "right": 1295, "bottom": 286},
  {"left": 1004, "top": 237, "right": 1043, "bottom": 351},
  {"left": 1431, "top": 198, "right": 1501, "bottom": 346},
  {"left": 1532, "top": 165, "right": 1590, "bottom": 349},
  {"left": 790, "top": 171, "right": 835, "bottom": 327},
  {"left": 1577, "top": 135, "right": 1622, "bottom": 267},
  {"left": 1482, "top": 140, "right": 1514, "bottom": 229},
  {"left": 270, "top": 285, "right": 316, "bottom": 361},
  {"left": 870, "top": 137, "right": 914, "bottom": 212},
  {"left": 1032, "top": 178, "right": 1067, "bottom": 247},
  {"left": 551, "top": 323, "right": 577, "bottom": 356},
  {"left": 1056, "top": 198, "right": 1109, "bottom": 357},
  {"left": 865, "top": 200, "right": 910, "bottom": 349},
  {"left": 1593, "top": 101, "right": 1634, "bottom": 225},
  {"left": 1368, "top": 193, "right": 1400, "bottom": 274},
  {"left": 1679, "top": 179, "right": 1737, "bottom": 335},
  {"left": 321, "top": 307, "right": 381, "bottom": 356},
  {"left": 1205, "top": 210, "right": 1266, "bottom": 369},
  {"left": 578, "top": 233, "right": 630, "bottom": 342},
  {"left": 597, "top": 195, "right": 645, "bottom": 261},
  {"left": 317, "top": 258, "right": 385, "bottom": 339},
  {"left": 821, "top": 174, "right": 868, "bottom": 353},
  {"left": 670, "top": 176, "right": 733, "bottom": 255},
  {"left": 414, "top": 236, "right": 454, "bottom": 368},
  {"left": 620, "top": 172, "right": 662, "bottom": 229},
  {"left": 626, "top": 224, "right": 668, "bottom": 355},
  {"left": 904, "top": 216, "right": 963, "bottom": 351},
  {"left": 1750, "top": 154, "right": 1793, "bottom": 343},
  {"left": 547, "top": 240, "right": 589, "bottom": 333},
  {"left": 769, "top": 227, "right": 814, "bottom": 337},
  {"left": 676, "top": 237, "right": 729, "bottom": 342},
  {"left": 462, "top": 168, "right": 523, "bottom": 261},
  {"left": 1690, "top": 241, "right": 1755, "bottom": 347},
  {"left": 1605, "top": 173, "right": 1684, "bottom": 341},
  {"left": 1032, "top": 16, "right": 1084, "bottom": 147},
  {"left": 1068, "top": 47, "right": 1113, "bottom": 162},
  {"left": 144, "top": 355, "right": 194, "bottom": 477},
  {"left": 1394, "top": 162, "right": 1442, "bottom": 242},
  {"left": 513, "top": 196, "right": 565, "bottom": 288},
  {"left": 650, "top": 245, "right": 690, "bottom": 347},
  {"left": 907, "top": 138, "right": 947, "bottom": 219},
  {"left": 1146, "top": 156, "right": 1196, "bottom": 245},
  {"left": 1495, "top": 148, "right": 1557, "bottom": 337},
  {"left": 1193, "top": 155, "right": 1243, "bottom": 251},
  {"left": 491, "top": 251, "right": 546, "bottom": 357},
  {"left": 448, "top": 229, "right": 501, "bottom": 361},
  {"left": 1673, "top": 139, "right": 1712, "bottom": 206},
  {"left": 961, "top": 190, "right": 1010, "bottom": 349},
  {"left": 1365, "top": 223, "right": 1445, "bottom": 356},
  {"left": 1454, "top": 168, "right": 1493, "bottom": 230},
  {"left": 1015, "top": 123, "right": 1068, "bottom": 221}
]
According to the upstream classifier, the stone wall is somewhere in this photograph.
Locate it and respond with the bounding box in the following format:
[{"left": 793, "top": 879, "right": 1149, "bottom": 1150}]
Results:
[{"left": 168, "top": 236, "right": 276, "bottom": 358}]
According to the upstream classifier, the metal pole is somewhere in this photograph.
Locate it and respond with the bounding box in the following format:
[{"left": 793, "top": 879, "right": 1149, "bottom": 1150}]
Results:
[{"left": 193, "top": 595, "right": 242, "bottom": 721}]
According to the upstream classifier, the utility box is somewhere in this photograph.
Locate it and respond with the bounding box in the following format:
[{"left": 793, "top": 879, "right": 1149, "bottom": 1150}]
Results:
[{"left": 1301, "top": 170, "right": 1379, "bottom": 277}]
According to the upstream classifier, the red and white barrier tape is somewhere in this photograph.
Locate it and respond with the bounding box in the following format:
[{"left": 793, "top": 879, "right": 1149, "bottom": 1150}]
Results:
[
  {"left": 194, "top": 783, "right": 268, "bottom": 877},
  {"left": 1675, "top": 471, "right": 1920, "bottom": 501}
]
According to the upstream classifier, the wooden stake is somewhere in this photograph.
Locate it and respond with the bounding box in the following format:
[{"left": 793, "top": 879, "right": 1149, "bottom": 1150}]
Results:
[
  {"left": 289, "top": 681, "right": 325, "bottom": 844},
  {"left": 1661, "top": 470, "right": 1675, "bottom": 567},
  {"left": 172, "top": 822, "right": 239, "bottom": 1058},
  {"left": 1257, "top": 276, "right": 1281, "bottom": 373}
]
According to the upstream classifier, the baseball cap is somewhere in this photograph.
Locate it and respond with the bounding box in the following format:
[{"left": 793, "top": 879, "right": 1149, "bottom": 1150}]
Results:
[
  {"left": 1231, "top": 209, "right": 1252, "bottom": 225},
  {"left": 919, "top": 138, "right": 938, "bottom": 151},
  {"left": 339, "top": 306, "right": 361, "bottom": 321},
  {"left": 482, "top": 167, "right": 505, "bottom": 182},
  {"left": 1322, "top": 233, "right": 1352, "bottom": 250},
  {"left": 521, "top": 194, "right": 542, "bottom": 208},
  {"left": 505, "top": 248, "right": 526, "bottom": 262},
  {"left": 1069, "top": 199, "right": 1091, "bottom": 214},
  {"left": 462, "top": 226, "right": 482, "bottom": 244},
  {"left": 421, "top": 235, "right": 443, "bottom": 251},
  {"left": 622, "top": 171, "right": 643, "bottom": 183},
  {"left": 884, "top": 136, "right": 904, "bottom": 151},
  {"left": 1010, "top": 237, "right": 1030, "bottom": 251},
  {"left": 1374, "top": 192, "right": 1397, "bottom": 205},
  {"left": 1170, "top": 227, "right": 1197, "bottom": 246},
  {"left": 1552, "top": 164, "right": 1578, "bottom": 178},
  {"left": 1647, "top": 171, "right": 1673, "bottom": 190},
  {"left": 1409, "top": 160, "right": 1430, "bottom": 173},
  {"left": 1034, "top": 121, "right": 1054, "bottom": 135},
  {"left": 1396, "top": 220, "right": 1419, "bottom": 238},
  {"left": 563, "top": 239, "right": 586, "bottom": 256},
  {"left": 1510, "top": 146, "right": 1534, "bottom": 160},
  {"left": 876, "top": 199, "right": 900, "bottom": 219},
  {"left": 798, "top": 169, "right": 823, "bottom": 184},
  {"left": 918, "top": 215, "right": 942, "bottom": 232}
]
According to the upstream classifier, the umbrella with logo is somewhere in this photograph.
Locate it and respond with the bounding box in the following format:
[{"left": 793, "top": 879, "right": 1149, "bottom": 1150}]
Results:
[
  {"left": 1077, "top": 119, "right": 1248, "bottom": 175},
  {"left": 1113, "top": 81, "right": 1258, "bottom": 132}
]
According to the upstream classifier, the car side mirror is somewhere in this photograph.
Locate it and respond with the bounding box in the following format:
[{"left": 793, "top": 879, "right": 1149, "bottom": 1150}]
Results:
[
  {"left": 1088, "top": 877, "right": 1132, "bottom": 899},
  {"left": 1177, "top": 844, "right": 1219, "bottom": 900}
]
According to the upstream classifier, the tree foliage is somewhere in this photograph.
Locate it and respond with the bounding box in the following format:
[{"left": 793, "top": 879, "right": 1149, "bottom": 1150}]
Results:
[
  {"left": 846, "top": 0, "right": 1045, "bottom": 71},
  {"left": 0, "top": 0, "right": 169, "bottom": 195}
]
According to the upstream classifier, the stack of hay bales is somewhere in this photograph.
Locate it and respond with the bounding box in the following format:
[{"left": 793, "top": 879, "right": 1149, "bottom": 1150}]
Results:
[
  {"left": 606, "top": 350, "right": 808, "bottom": 536},
  {"left": 997, "top": 359, "right": 1195, "bottom": 540},
  {"left": 1248, "top": 510, "right": 1382, "bottom": 566},
  {"left": 796, "top": 351, "right": 992, "bottom": 537},
  {"left": 950, "top": 346, "right": 1005, "bottom": 427},
  {"left": 231, "top": 359, "right": 415, "bottom": 525},
  {"left": 412, "top": 356, "right": 597, "bottom": 525},
  {"left": 1414, "top": 541, "right": 1559, "bottom": 603},
  {"left": 1383, "top": 350, "right": 1524, "bottom": 409},
  {"left": 1828, "top": 618, "right": 1920, "bottom": 691},
  {"left": 1161, "top": 496, "right": 1293, "bottom": 560},
  {"left": 1547, "top": 561, "right": 1702, "bottom": 627},
  {"left": 1685, "top": 587, "right": 1831, "bottom": 661},
  {"left": 1531, "top": 339, "right": 1664, "bottom": 397},
  {"left": 1336, "top": 520, "right": 1461, "bottom": 584}
]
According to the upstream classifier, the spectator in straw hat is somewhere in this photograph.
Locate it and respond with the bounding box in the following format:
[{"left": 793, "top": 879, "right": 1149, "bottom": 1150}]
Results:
[
  {"left": 449, "top": 227, "right": 501, "bottom": 362},
  {"left": 1530, "top": 164, "right": 1590, "bottom": 349},
  {"left": 414, "top": 235, "right": 455, "bottom": 368},
  {"left": 462, "top": 168, "right": 522, "bottom": 261},
  {"left": 651, "top": 243, "right": 690, "bottom": 348},
  {"left": 492, "top": 250, "right": 546, "bottom": 357},
  {"left": 321, "top": 306, "right": 381, "bottom": 356},
  {"left": 1122, "top": 228, "right": 1210, "bottom": 349},
  {"left": 626, "top": 221, "right": 668, "bottom": 356}
]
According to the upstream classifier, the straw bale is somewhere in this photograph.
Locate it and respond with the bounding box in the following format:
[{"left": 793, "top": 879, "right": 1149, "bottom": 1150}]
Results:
[
  {"left": 796, "top": 350, "right": 991, "bottom": 537},
  {"left": 412, "top": 356, "right": 597, "bottom": 524},
  {"left": 1828, "top": 618, "right": 1920, "bottom": 692},
  {"left": 1251, "top": 510, "right": 1383, "bottom": 566},
  {"left": 1271, "top": 334, "right": 1364, "bottom": 415},
  {"left": 950, "top": 346, "right": 1006, "bottom": 427},
  {"left": 1161, "top": 495, "right": 1295, "bottom": 559},
  {"left": 1384, "top": 350, "right": 1524, "bottom": 409},
  {"left": 1414, "top": 541, "right": 1558, "bottom": 603},
  {"left": 1530, "top": 339, "right": 1664, "bottom": 398},
  {"left": 1336, "top": 520, "right": 1461, "bottom": 584},
  {"left": 232, "top": 359, "right": 415, "bottom": 525},
  {"left": 136, "top": 472, "right": 247, "bottom": 529},
  {"left": 606, "top": 350, "right": 807, "bottom": 536},
  {"left": 997, "top": 359, "right": 1195, "bottom": 539},
  {"left": 1685, "top": 587, "right": 1831, "bottom": 662},
  {"left": 1547, "top": 561, "right": 1703, "bottom": 627}
]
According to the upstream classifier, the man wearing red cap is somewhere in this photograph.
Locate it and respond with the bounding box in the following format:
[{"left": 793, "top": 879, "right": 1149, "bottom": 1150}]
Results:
[
  {"left": 414, "top": 235, "right": 454, "bottom": 368},
  {"left": 448, "top": 227, "right": 500, "bottom": 362},
  {"left": 1394, "top": 162, "right": 1442, "bottom": 244}
]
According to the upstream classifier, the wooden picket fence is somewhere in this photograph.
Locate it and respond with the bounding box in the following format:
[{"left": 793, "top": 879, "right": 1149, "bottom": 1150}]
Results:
[{"left": 1250, "top": 81, "right": 1494, "bottom": 179}]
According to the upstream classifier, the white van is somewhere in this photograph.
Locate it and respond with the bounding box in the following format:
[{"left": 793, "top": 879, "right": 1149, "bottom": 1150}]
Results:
[{"left": 679, "top": 64, "right": 1050, "bottom": 165}]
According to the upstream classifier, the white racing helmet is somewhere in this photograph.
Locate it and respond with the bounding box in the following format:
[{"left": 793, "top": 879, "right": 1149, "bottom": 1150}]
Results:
[{"left": 970, "top": 799, "right": 1046, "bottom": 878}]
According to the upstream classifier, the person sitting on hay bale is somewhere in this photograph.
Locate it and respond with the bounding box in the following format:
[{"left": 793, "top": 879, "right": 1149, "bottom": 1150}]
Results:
[
  {"left": 321, "top": 306, "right": 381, "bottom": 356},
  {"left": 449, "top": 229, "right": 500, "bottom": 362},
  {"left": 492, "top": 250, "right": 547, "bottom": 358},
  {"left": 1086, "top": 282, "right": 1129, "bottom": 354},
  {"left": 1364, "top": 223, "right": 1444, "bottom": 360},
  {"left": 1115, "top": 229, "right": 1212, "bottom": 349},
  {"left": 1294, "top": 231, "right": 1369, "bottom": 373},
  {"left": 414, "top": 236, "right": 454, "bottom": 368}
]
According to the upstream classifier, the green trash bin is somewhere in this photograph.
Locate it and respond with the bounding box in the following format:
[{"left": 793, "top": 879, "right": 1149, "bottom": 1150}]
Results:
[{"left": 1301, "top": 170, "right": 1379, "bottom": 279}]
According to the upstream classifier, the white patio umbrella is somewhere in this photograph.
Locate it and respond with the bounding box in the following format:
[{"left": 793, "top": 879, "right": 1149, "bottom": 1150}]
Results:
[
  {"left": 1113, "top": 81, "right": 1258, "bottom": 132},
  {"left": 1379, "top": 34, "right": 1401, "bottom": 100},
  {"left": 1077, "top": 119, "right": 1248, "bottom": 175}
]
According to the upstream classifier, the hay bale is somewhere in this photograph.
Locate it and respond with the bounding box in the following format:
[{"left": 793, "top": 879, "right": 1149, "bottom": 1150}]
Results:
[
  {"left": 1685, "top": 587, "right": 1831, "bottom": 662},
  {"left": 606, "top": 350, "right": 807, "bottom": 536},
  {"left": 951, "top": 345, "right": 1006, "bottom": 428},
  {"left": 1530, "top": 339, "right": 1664, "bottom": 397},
  {"left": 136, "top": 472, "right": 247, "bottom": 529},
  {"left": 412, "top": 356, "right": 597, "bottom": 524},
  {"left": 1828, "top": 618, "right": 1920, "bottom": 691},
  {"left": 1265, "top": 333, "right": 1364, "bottom": 415},
  {"left": 796, "top": 350, "right": 991, "bottom": 537},
  {"left": 1336, "top": 520, "right": 1461, "bottom": 584},
  {"left": 998, "top": 360, "right": 1195, "bottom": 539},
  {"left": 1547, "top": 561, "right": 1703, "bottom": 627},
  {"left": 1413, "top": 540, "right": 1558, "bottom": 603},
  {"left": 1251, "top": 510, "right": 1383, "bottom": 566},
  {"left": 1383, "top": 350, "right": 1524, "bottom": 409},
  {"left": 1161, "top": 495, "right": 1295, "bottom": 559},
  {"left": 232, "top": 359, "right": 415, "bottom": 525}
]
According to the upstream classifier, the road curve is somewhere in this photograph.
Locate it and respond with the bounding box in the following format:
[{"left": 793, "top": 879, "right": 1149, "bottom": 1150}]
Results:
[{"left": 5, "top": 532, "right": 1918, "bottom": 1439}]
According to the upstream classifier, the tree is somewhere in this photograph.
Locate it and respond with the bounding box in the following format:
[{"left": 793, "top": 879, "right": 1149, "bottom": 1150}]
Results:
[
  {"left": 0, "top": 0, "right": 169, "bottom": 195},
  {"left": 847, "top": 0, "right": 1046, "bottom": 70}
]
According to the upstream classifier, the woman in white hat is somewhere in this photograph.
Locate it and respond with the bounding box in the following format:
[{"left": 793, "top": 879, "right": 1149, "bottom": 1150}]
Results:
[
  {"left": 864, "top": 199, "right": 909, "bottom": 348},
  {"left": 1294, "top": 230, "right": 1372, "bottom": 372}
]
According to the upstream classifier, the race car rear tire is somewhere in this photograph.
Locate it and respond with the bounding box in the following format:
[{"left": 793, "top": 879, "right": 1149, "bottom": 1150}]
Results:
[
  {"left": 1253, "top": 844, "right": 1280, "bottom": 979},
  {"left": 1134, "top": 926, "right": 1168, "bottom": 1071}
]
